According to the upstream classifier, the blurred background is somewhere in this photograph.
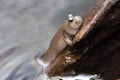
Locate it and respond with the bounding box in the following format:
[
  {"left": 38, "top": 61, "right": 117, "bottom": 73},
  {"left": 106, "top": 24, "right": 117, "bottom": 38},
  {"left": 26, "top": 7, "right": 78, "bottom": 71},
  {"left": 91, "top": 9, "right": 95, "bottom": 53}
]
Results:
[{"left": 0, "top": 0, "right": 95, "bottom": 80}]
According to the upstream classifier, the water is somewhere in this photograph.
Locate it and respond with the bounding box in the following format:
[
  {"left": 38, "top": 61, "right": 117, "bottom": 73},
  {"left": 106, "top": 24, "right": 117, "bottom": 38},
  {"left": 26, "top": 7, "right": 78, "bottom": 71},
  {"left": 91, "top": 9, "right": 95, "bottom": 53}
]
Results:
[{"left": 0, "top": 0, "right": 95, "bottom": 80}]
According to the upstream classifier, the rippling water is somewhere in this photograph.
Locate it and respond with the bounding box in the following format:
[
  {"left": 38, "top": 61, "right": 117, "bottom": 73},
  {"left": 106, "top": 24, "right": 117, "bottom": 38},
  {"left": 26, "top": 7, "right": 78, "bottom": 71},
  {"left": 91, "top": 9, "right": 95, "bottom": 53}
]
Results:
[{"left": 0, "top": 0, "right": 95, "bottom": 80}]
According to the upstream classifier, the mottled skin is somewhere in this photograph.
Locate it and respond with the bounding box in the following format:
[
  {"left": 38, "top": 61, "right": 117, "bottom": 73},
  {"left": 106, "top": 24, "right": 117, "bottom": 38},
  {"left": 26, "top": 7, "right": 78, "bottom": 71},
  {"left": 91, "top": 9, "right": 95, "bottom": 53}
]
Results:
[
  {"left": 42, "top": 15, "right": 82, "bottom": 63},
  {"left": 36, "top": 14, "right": 82, "bottom": 73}
]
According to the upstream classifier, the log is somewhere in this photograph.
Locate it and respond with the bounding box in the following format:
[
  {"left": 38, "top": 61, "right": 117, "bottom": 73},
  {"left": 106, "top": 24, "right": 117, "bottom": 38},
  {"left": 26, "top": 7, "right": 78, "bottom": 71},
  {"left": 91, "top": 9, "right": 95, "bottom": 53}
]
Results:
[{"left": 46, "top": 0, "right": 120, "bottom": 79}]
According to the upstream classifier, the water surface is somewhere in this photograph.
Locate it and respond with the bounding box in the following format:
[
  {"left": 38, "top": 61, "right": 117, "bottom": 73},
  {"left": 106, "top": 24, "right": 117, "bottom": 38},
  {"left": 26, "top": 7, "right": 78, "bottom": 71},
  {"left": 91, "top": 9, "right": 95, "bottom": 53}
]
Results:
[{"left": 0, "top": 0, "right": 95, "bottom": 80}]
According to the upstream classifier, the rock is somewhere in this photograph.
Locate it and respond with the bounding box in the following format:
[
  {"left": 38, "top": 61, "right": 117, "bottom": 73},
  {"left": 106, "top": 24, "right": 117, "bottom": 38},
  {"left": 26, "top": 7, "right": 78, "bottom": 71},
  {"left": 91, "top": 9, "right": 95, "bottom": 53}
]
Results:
[{"left": 46, "top": 0, "right": 120, "bottom": 80}]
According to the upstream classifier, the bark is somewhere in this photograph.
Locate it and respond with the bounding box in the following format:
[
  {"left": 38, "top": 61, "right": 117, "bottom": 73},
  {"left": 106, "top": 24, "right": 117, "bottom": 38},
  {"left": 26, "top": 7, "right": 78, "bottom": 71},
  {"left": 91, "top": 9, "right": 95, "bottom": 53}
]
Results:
[{"left": 46, "top": 0, "right": 120, "bottom": 79}]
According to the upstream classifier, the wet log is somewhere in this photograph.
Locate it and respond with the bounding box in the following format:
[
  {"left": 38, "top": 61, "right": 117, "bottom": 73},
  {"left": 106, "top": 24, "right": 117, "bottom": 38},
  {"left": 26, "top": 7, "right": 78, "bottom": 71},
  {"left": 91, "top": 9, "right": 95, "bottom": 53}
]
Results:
[{"left": 46, "top": 0, "right": 120, "bottom": 79}]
